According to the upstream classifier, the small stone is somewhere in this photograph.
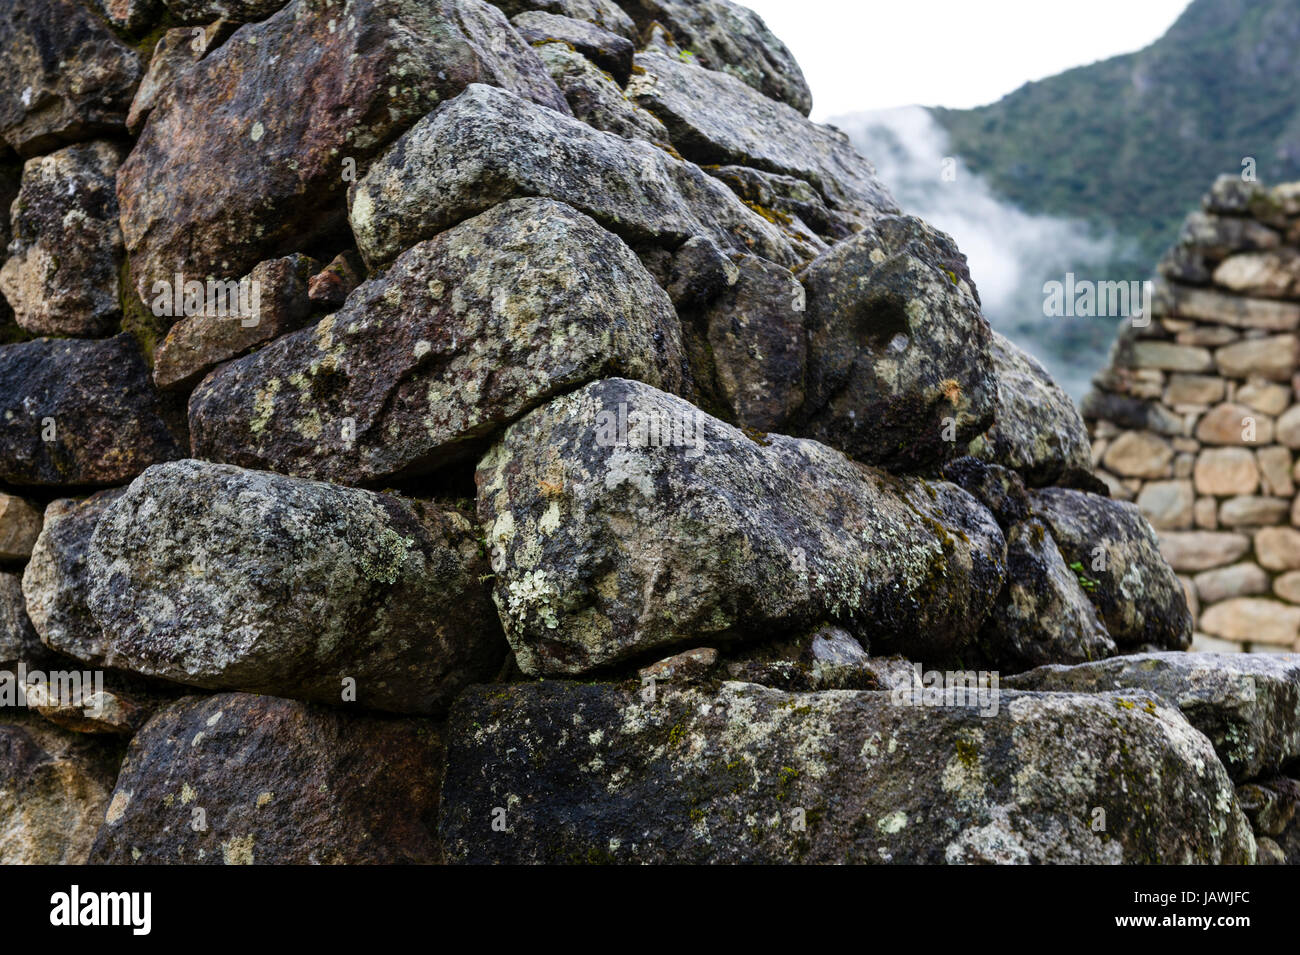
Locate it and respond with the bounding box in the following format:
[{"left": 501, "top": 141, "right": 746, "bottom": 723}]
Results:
[
  {"left": 1194, "top": 403, "right": 1274, "bottom": 445},
  {"left": 1238, "top": 381, "right": 1291, "bottom": 415},
  {"left": 1255, "top": 527, "right": 1300, "bottom": 571},
  {"left": 1213, "top": 251, "right": 1300, "bottom": 300},
  {"left": 1202, "top": 598, "right": 1300, "bottom": 646},
  {"left": 1194, "top": 448, "right": 1260, "bottom": 495},
  {"left": 1130, "top": 341, "right": 1213, "bottom": 372},
  {"left": 1219, "top": 495, "right": 1290, "bottom": 527},
  {"left": 1275, "top": 405, "right": 1300, "bottom": 447},
  {"left": 306, "top": 250, "right": 364, "bottom": 310},
  {"left": 1165, "top": 374, "right": 1224, "bottom": 405},
  {"left": 1164, "top": 282, "right": 1300, "bottom": 329},
  {"left": 1195, "top": 562, "right": 1270, "bottom": 603},
  {"left": 1158, "top": 531, "right": 1251, "bottom": 572},
  {"left": 638, "top": 647, "right": 719, "bottom": 686},
  {"left": 1135, "top": 480, "right": 1194, "bottom": 530},
  {"left": 1216, "top": 335, "right": 1299, "bottom": 381},
  {"left": 0, "top": 493, "right": 42, "bottom": 562},
  {"left": 1194, "top": 497, "right": 1219, "bottom": 528},
  {"left": 1101, "top": 431, "right": 1173, "bottom": 478},
  {"left": 1258, "top": 446, "right": 1295, "bottom": 496},
  {"left": 511, "top": 11, "right": 634, "bottom": 84},
  {"left": 1274, "top": 571, "right": 1300, "bottom": 604}
]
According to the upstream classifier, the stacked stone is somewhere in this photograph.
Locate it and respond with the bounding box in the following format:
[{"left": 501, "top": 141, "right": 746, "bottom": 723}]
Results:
[
  {"left": 0, "top": 0, "right": 1296, "bottom": 865},
  {"left": 1085, "top": 176, "right": 1300, "bottom": 654}
]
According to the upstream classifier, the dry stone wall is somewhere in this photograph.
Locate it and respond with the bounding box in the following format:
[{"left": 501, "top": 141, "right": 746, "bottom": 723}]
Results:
[{"left": 1085, "top": 176, "right": 1300, "bottom": 654}]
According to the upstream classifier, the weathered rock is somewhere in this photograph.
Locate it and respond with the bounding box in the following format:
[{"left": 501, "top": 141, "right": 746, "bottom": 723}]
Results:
[
  {"left": 0, "top": 0, "right": 141, "bottom": 156},
  {"left": 348, "top": 83, "right": 797, "bottom": 268},
  {"left": 1082, "top": 390, "right": 1184, "bottom": 437},
  {"left": 619, "top": 0, "right": 813, "bottom": 115},
  {"left": 1237, "top": 778, "right": 1299, "bottom": 838},
  {"left": 152, "top": 254, "right": 318, "bottom": 392},
  {"left": 305, "top": 250, "right": 364, "bottom": 310},
  {"left": 708, "top": 163, "right": 850, "bottom": 248},
  {"left": 638, "top": 646, "right": 719, "bottom": 685},
  {"left": 1031, "top": 488, "right": 1192, "bottom": 650},
  {"left": 1256, "top": 526, "right": 1300, "bottom": 571},
  {"left": 1201, "top": 598, "right": 1300, "bottom": 648},
  {"left": 1196, "top": 403, "right": 1274, "bottom": 445},
  {"left": 126, "top": 21, "right": 233, "bottom": 135},
  {"left": 1276, "top": 404, "right": 1300, "bottom": 448},
  {"left": 1195, "top": 562, "right": 1270, "bottom": 603},
  {"left": 0, "top": 493, "right": 40, "bottom": 563},
  {"left": 86, "top": 460, "right": 504, "bottom": 715},
  {"left": 118, "top": 0, "right": 568, "bottom": 300},
  {"left": 1216, "top": 335, "right": 1298, "bottom": 381},
  {"left": 979, "top": 518, "right": 1116, "bottom": 671},
  {"left": 0, "top": 711, "right": 123, "bottom": 864},
  {"left": 1129, "top": 341, "right": 1213, "bottom": 373},
  {"left": 477, "top": 378, "right": 1006, "bottom": 675},
  {"left": 94, "top": 0, "right": 163, "bottom": 31},
  {"left": 1257, "top": 444, "right": 1294, "bottom": 495},
  {"left": 1158, "top": 531, "right": 1252, "bottom": 573},
  {"left": 0, "top": 142, "right": 124, "bottom": 337},
  {"left": 490, "top": 0, "right": 635, "bottom": 38},
  {"left": 1006, "top": 651, "right": 1300, "bottom": 781},
  {"left": 1159, "top": 282, "right": 1300, "bottom": 330},
  {"left": 192, "top": 199, "right": 685, "bottom": 484},
  {"left": 0, "top": 571, "right": 41, "bottom": 664},
  {"left": 512, "top": 11, "right": 633, "bottom": 83},
  {"left": 440, "top": 680, "right": 1254, "bottom": 863},
  {"left": 1177, "top": 210, "right": 1281, "bottom": 260},
  {"left": 161, "top": 0, "right": 284, "bottom": 22},
  {"left": 1136, "top": 480, "right": 1194, "bottom": 530},
  {"left": 680, "top": 251, "right": 805, "bottom": 430},
  {"left": 795, "top": 216, "right": 995, "bottom": 471},
  {"left": 1213, "top": 250, "right": 1300, "bottom": 300},
  {"left": 938, "top": 457, "right": 1031, "bottom": 529},
  {"left": 534, "top": 41, "right": 669, "bottom": 144},
  {"left": 1165, "top": 373, "right": 1225, "bottom": 406},
  {"left": 21, "top": 490, "right": 126, "bottom": 666},
  {"left": 0, "top": 335, "right": 184, "bottom": 487},
  {"left": 1101, "top": 431, "right": 1173, "bottom": 479},
  {"left": 1194, "top": 447, "right": 1260, "bottom": 496},
  {"left": 1219, "top": 495, "right": 1290, "bottom": 527},
  {"left": 91, "top": 693, "right": 444, "bottom": 864},
  {"left": 969, "top": 332, "right": 1092, "bottom": 486},
  {"left": 628, "top": 51, "right": 895, "bottom": 232},
  {"left": 1275, "top": 571, "right": 1300, "bottom": 604}
]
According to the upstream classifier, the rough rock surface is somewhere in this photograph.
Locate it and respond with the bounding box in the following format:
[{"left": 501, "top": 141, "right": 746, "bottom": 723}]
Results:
[
  {"left": 0, "top": 336, "right": 183, "bottom": 487},
  {"left": 619, "top": 0, "right": 812, "bottom": 115},
  {"left": 511, "top": 11, "right": 634, "bottom": 84},
  {"left": 0, "top": 492, "right": 41, "bottom": 563},
  {"left": 535, "top": 41, "right": 669, "bottom": 144},
  {"left": 348, "top": 83, "right": 797, "bottom": 268},
  {"left": 0, "top": 141, "right": 125, "bottom": 337},
  {"left": 22, "top": 489, "right": 126, "bottom": 666},
  {"left": 1031, "top": 488, "right": 1193, "bottom": 651},
  {"left": 1, "top": 571, "right": 42, "bottom": 663},
  {"left": 477, "top": 378, "right": 1005, "bottom": 675},
  {"left": 0, "top": 0, "right": 142, "bottom": 156},
  {"left": 126, "top": 21, "right": 233, "bottom": 135},
  {"left": 795, "top": 216, "right": 996, "bottom": 471},
  {"left": 91, "top": 693, "right": 444, "bottom": 864},
  {"left": 628, "top": 51, "right": 895, "bottom": 231},
  {"left": 0, "top": 710, "right": 123, "bottom": 864},
  {"left": 191, "top": 199, "right": 685, "bottom": 484},
  {"left": 86, "top": 460, "right": 504, "bottom": 714},
  {"left": 970, "top": 333, "right": 1093, "bottom": 486},
  {"left": 1006, "top": 652, "right": 1300, "bottom": 782},
  {"left": 117, "top": 0, "right": 569, "bottom": 298},
  {"left": 440, "top": 681, "right": 1255, "bottom": 864},
  {"left": 490, "top": 0, "right": 635, "bottom": 38}
]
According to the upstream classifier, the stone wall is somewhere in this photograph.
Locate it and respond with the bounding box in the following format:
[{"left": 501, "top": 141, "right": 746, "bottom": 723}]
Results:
[{"left": 1085, "top": 175, "right": 1300, "bottom": 653}]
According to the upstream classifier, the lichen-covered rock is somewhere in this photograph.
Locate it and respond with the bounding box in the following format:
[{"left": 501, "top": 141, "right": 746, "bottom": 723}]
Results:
[
  {"left": 628, "top": 51, "right": 895, "bottom": 232},
  {"left": 439, "top": 681, "right": 1255, "bottom": 864},
  {"left": 0, "top": 711, "right": 123, "bottom": 864},
  {"left": 86, "top": 460, "right": 504, "bottom": 715},
  {"left": 794, "top": 215, "right": 996, "bottom": 471},
  {"left": 0, "top": 571, "right": 41, "bottom": 664},
  {"left": 21, "top": 489, "right": 126, "bottom": 666},
  {"left": 161, "top": 0, "right": 285, "bottom": 21},
  {"left": 979, "top": 518, "right": 1116, "bottom": 671},
  {"left": 535, "top": 41, "right": 669, "bottom": 144},
  {"left": 306, "top": 250, "right": 364, "bottom": 309},
  {"left": 709, "top": 163, "right": 849, "bottom": 248},
  {"left": 679, "top": 252, "right": 806, "bottom": 430},
  {"left": 348, "top": 83, "right": 797, "bottom": 268},
  {"left": 512, "top": 11, "right": 633, "bottom": 84},
  {"left": 192, "top": 199, "right": 685, "bottom": 484},
  {"left": 91, "top": 693, "right": 444, "bottom": 864},
  {"left": 1031, "top": 488, "right": 1193, "bottom": 651},
  {"left": 619, "top": 0, "right": 813, "bottom": 115},
  {"left": 0, "top": 492, "right": 41, "bottom": 563},
  {"left": 939, "top": 457, "right": 1031, "bottom": 530},
  {"left": 152, "top": 253, "right": 318, "bottom": 392},
  {"left": 488, "top": 0, "right": 636, "bottom": 39},
  {"left": 126, "top": 21, "right": 234, "bottom": 135},
  {"left": 476, "top": 377, "right": 1005, "bottom": 676},
  {"left": 0, "top": 0, "right": 142, "bottom": 156},
  {"left": 969, "top": 332, "right": 1093, "bottom": 486},
  {"left": 1005, "top": 652, "right": 1300, "bottom": 783},
  {"left": 118, "top": 0, "right": 568, "bottom": 300},
  {"left": 0, "top": 336, "right": 184, "bottom": 487},
  {"left": 0, "top": 141, "right": 124, "bottom": 337}
]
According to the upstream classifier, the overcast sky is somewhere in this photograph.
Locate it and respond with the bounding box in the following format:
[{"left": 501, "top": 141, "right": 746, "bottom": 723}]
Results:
[{"left": 742, "top": 0, "right": 1194, "bottom": 120}]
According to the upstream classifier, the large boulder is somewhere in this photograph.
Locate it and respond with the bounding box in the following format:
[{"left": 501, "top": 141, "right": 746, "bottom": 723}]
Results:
[
  {"left": 347, "top": 83, "right": 798, "bottom": 268},
  {"left": 0, "top": 142, "right": 125, "bottom": 337},
  {"left": 191, "top": 199, "right": 685, "bottom": 484},
  {"left": 117, "top": 0, "right": 568, "bottom": 300},
  {"left": 1031, "top": 488, "right": 1193, "bottom": 651},
  {"left": 0, "top": 711, "right": 123, "bottom": 864},
  {"left": 91, "top": 693, "right": 444, "bottom": 864},
  {"left": 439, "top": 681, "right": 1255, "bottom": 864},
  {"left": 476, "top": 377, "right": 1005, "bottom": 676},
  {"left": 86, "top": 460, "right": 505, "bottom": 715},
  {"left": 0, "top": 0, "right": 141, "bottom": 156},
  {"left": 628, "top": 51, "right": 895, "bottom": 232},
  {"left": 0, "top": 336, "right": 184, "bottom": 487},
  {"left": 1005, "top": 652, "right": 1300, "bottom": 782},
  {"left": 618, "top": 0, "right": 813, "bottom": 115},
  {"left": 795, "top": 216, "right": 996, "bottom": 471},
  {"left": 970, "top": 332, "right": 1093, "bottom": 486}
]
